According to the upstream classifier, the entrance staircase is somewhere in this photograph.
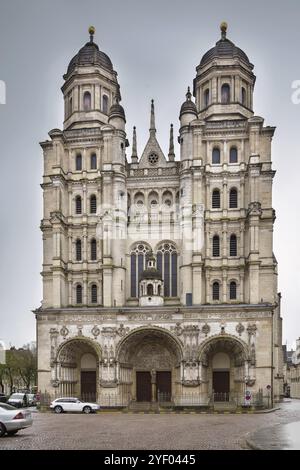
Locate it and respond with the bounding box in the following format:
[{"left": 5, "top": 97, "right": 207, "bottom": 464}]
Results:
[
  {"left": 128, "top": 401, "right": 159, "bottom": 412},
  {"left": 213, "top": 401, "right": 237, "bottom": 412}
]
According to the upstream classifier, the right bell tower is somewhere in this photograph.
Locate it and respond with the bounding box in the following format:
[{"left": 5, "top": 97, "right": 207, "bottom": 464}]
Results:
[{"left": 193, "top": 22, "right": 256, "bottom": 121}]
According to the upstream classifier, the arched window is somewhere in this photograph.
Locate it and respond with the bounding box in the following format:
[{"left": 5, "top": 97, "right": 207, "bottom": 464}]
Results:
[
  {"left": 241, "top": 87, "right": 246, "bottom": 106},
  {"left": 212, "top": 189, "right": 221, "bottom": 209},
  {"left": 102, "top": 95, "right": 108, "bottom": 114},
  {"left": 157, "top": 243, "right": 178, "bottom": 297},
  {"left": 230, "top": 234, "right": 237, "bottom": 257},
  {"left": 90, "top": 153, "right": 97, "bottom": 170},
  {"left": 221, "top": 84, "right": 230, "bottom": 104},
  {"left": 204, "top": 89, "right": 210, "bottom": 108},
  {"left": 91, "top": 239, "right": 97, "bottom": 261},
  {"left": 230, "top": 281, "right": 237, "bottom": 300},
  {"left": 212, "top": 235, "right": 220, "bottom": 257},
  {"left": 212, "top": 147, "right": 221, "bottom": 164},
  {"left": 76, "top": 239, "right": 82, "bottom": 261},
  {"left": 147, "top": 284, "right": 154, "bottom": 296},
  {"left": 75, "top": 196, "right": 82, "bottom": 214},
  {"left": 130, "top": 244, "right": 151, "bottom": 298},
  {"left": 76, "top": 284, "right": 82, "bottom": 304},
  {"left": 90, "top": 195, "right": 97, "bottom": 214},
  {"left": 158, "top": 285, "right": 161, "bottom": 296},
  {"left": 91, "top": 284, "right": 97, "bottom": 303},
  {"left": 76, "top": 153, "right": 82, "bottom": 171},
  {"left": 83, "top": 91, "right": 91, "bottom": 111},
  {"left": 229, "top": 188, "right": 238, "bottom": 208},
  {"left": 212, "top": 282, "right": 220, "bottom": 301},
  {"left": 229, "top": 147, "right": 238, "bottom": 163}
]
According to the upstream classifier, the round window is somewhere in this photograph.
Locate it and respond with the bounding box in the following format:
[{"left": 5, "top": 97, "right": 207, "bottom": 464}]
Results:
[
  {"left": 148, "top": 153, "right": 159, "bottom": 165},
  {"left": 164, "top": 199, "right": 172, "bottom": 207}
]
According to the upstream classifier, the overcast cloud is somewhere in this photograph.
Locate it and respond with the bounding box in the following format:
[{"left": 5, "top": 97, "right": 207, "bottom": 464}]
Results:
[{"left": 0, "top": 0, "right": 299, "bottom": 349}]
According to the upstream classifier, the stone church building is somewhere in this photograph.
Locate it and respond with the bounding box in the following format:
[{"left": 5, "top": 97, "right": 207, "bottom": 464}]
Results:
[{"left": 36, "top": 24, "right": 283, "bottom": 408}]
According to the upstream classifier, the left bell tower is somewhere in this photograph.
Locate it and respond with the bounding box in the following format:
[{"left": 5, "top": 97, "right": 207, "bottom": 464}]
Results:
[{"left": 62, "top": 26, "right": 121, "bottom": 130}]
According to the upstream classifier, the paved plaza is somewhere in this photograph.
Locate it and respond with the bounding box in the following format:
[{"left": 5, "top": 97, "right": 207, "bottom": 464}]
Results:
[{"left": 0, "top": 400, "right": 299, "bottom": 450}]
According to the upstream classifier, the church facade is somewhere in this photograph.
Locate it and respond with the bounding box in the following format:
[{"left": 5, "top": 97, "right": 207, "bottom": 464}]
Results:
[{"left": 36, "top": 24, "right": 283, "bottom": 407}]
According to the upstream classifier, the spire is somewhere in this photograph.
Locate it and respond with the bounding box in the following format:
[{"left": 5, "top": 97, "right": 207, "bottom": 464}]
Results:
[
  {"left": 168, "top": 124, "right": 175, "bottom": 162},
  {"left": 186, "top": 86, "right": 192, "bottom": 101},
  {"left": 88, "top": 26, "right": 95, "bottom": 43},
  {"left": 131, "top": 126, "right": 138, "bottom": 164},
  {"left": 220, "top": 21, "right": 227, "bottom": 41},
  {"left": 149, "top": 99, "right": 156, "bottom": 136}
]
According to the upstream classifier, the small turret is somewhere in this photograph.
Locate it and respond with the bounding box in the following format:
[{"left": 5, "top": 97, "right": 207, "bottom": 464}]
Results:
[{"left": 179, "top": 87, "right": 197, "bottom": 126}]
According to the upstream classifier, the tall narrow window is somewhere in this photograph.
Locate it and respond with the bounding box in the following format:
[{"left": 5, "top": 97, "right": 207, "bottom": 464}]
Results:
[
  {"left": 83, "top": 91, "right": 91, "bottom": 111},
  {"left": 76, "top": 239, "right": 82, "bottom": 261},
  {"left": 212, "top": 189, "right": 221, "bottom": 209},
  {"left": 75, "top": 196, "right": 82, "bottom": 214},
  {"left": 229, "top": 147, "right": 238, "bottom": 163},
  {"left": 229, "top": 188, "right": 238, "bottom": 208},
  {"left": 157, "top": 243, "right": 178, "bottom": 297},
  {"left": 90, "top": 195, "right": 97, "bottom": 214},
  {"left": 221, "top": 84, "right": 230, "bottom": 104},
  {"left": 90, "top": 153, "right": 97, "bottom": 170},
  {"left": 147, "top": 284, "right": 154, "bottom": 296},
  {"left": 230, "top": 281, "right": 237, "bottom": 300},
  {"left": 130, "top": 244, "right": 150, "bottom": 297},
  {"left": 212, "top": 235, "right": 220, "bottom": 257},
  {"left": 204, "top": 89, "right": 210, "bottom": 108},
  {"left": 230, "top": 234, "right": 237, "bottom": 257},
  {"left": 212, "top": 147, "right": 221, "bottom": 164},
  {"left": 91, "top": 239, "right": 97, "bottom": 261},
  {"left": 91, "top": 284, "right": 97, "bottom": 303},
  {"left": 212, "top": 282, "right": 220, "bottom": 301},
  {"left": 241, "top": 87, "right": 246, "bottom": 106},
  {"left": 76, "top": 284, "right": 82, "bottom": 304},
  {"left": 76, "top": 153, "right": 82, "bottom": 171},
  {"left": 69, "top": 97, "right": 72, "bottom": 116},
  {"left": 102, "top": 95, "right": 108, "bottom": 114}
]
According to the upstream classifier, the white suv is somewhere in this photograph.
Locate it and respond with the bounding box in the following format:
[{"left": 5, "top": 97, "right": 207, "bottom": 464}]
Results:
[{"left": 50, "top": 398, "right": 100, "bottom": 414}]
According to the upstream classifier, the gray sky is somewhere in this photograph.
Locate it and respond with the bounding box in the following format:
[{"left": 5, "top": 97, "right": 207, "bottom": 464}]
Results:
[{"left": 0, "top": 0, "right": 299, "bottom": 349}]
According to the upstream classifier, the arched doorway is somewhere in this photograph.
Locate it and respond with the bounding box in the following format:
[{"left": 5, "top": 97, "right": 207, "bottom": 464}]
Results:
[
  {"left": 117, "top": 328, "right": 183, "bottom": 403},
  {"left": 199, "top": 335, "right": 250, "bottom": 403},
  {"left": 56, "top": 338, "right": 100, "bottom": 402}
]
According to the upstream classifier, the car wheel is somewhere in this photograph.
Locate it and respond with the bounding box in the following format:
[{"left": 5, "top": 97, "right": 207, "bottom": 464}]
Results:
[
  {"left": 54, "top": 405, "right": 63, "bottom": 414},
  {"left": 0, "top": 423, "right": 6, "bottom": 438},
  {"left": 83, "top": 406, "right": 92, "bottom": 414},
  {"left": 7, "top": 430, "right": 18, "bottom": 436}
]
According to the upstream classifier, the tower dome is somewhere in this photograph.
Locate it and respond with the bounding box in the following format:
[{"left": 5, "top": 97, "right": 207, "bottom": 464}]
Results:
[
  {"left": 199, "top": 22, "right": 253, "bottom": 70},
  {"left": 64, "top": 26, "right": 114, "bottom": 80}
]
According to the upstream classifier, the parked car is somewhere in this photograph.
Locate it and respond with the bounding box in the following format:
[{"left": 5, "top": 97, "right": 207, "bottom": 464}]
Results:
[
  {"left": 27, "top": 394, "right": 37, "bottom": 406},
  {"left": 50, "top": 397, "right": 100, "bottom": 414},
  {"left": 7, "top": 393, "right": 29, "bottom": 408},
  {"left": 0, "top": 393, "right": 7, "bottom": 403},
  {"left": 0, "top": 403, "right": 33, "bottom": 437}
]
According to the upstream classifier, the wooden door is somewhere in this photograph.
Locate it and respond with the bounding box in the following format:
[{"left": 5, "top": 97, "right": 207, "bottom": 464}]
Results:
[
  {"left": 81, "top": 371, "right": 96, "bottom": 402},
  {"left": 136, "top": 372, "right": 151, "bottom": 402},
  {"left": 213, "top": 371, "right": 230, "bottom": 402},
  {"left": 156, "top": 371, "right": 171, "bottom": 401}
]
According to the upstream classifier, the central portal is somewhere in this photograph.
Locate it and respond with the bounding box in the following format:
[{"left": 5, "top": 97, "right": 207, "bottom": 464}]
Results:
[{"left": 136, "top": 372, "right": 152, "bottom": 401}]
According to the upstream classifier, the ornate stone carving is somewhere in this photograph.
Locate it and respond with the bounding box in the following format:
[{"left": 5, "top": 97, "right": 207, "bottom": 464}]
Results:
[
  {"left": 182, "top": 380, "right": 201, "bottom": 387},
  {"left": 77, "top": 326, "right": 83, "bottom": 337},
  {"left": 117, "top": 324, "right": 130, "bottom": 337},
  {"left": 236, "top": 323, "right": 245, "bottom": 336},
  {"left": 49, "top": 328, "right": 59, "bottom": 338},
  {"left": 202, "top": 323, "right": 210, "bottom": 337},
  {"left": 101, "top": 327, "right": 117, "bottom": 338},
  {"left": 172, "top": 323, "right": 183, "bottom": 336},
  {"left": 247, "top": 202, "right": 262, "bottom": 217},
  {"left": 247, "top": 324, "right": 257, "bottom": 336},
  {"left": 100, "top": 380, "right": 118, "bottom": 388},
  {"left": 60, "top": 326, "right": 69, "bottom": 339},
  {"left": 91, "top": 325, "right": 100, "bottom": 338},
  {"left": 51, "top": 379, "right": 60, "bottom": 388},
  {"left": 250, "top": 344, "right": 256, "bottom": 366}
]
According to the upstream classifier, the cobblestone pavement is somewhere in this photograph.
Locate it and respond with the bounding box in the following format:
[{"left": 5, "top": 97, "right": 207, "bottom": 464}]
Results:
[{"left": 0, "top": 400, "right": 299, "bottom": 450}]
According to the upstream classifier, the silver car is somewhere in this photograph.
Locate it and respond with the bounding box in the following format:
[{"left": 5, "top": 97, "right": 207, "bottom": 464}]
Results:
[
  {"left": 0, "top": 403, "right": 33, "bottom": 437},
  {"left": 50, "top": 397, "right": 100, "bottom": 414}
]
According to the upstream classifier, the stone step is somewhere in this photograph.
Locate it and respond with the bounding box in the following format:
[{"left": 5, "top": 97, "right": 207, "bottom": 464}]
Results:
[
  {"left": 128, "top": 401, "right": 159, "bottom": 412},
  {"left": 213, "top": 401, "right": 237, "bottom": 412}
]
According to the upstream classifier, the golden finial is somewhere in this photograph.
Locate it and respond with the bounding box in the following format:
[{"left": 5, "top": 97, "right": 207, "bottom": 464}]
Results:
[
  {"left": 220, "top": 22, "right": 228, "bottom": 40},
  {"left": 89, "top": 26, "right": 95, "bottom": 42}
]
